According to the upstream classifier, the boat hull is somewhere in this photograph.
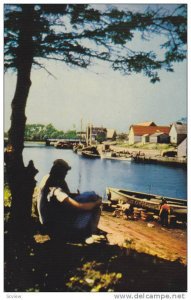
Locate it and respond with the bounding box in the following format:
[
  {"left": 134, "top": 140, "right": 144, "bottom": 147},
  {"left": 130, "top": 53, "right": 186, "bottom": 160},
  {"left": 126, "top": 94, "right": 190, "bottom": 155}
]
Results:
[
  {"left": 101, "top": 154, "right": 133, "bottom": 161},
  {"left": 107, "top": 187, "right": 187, "bottom": 217},
  {"left": 81, "top": 151, "right": 100, "bottom": 159}
]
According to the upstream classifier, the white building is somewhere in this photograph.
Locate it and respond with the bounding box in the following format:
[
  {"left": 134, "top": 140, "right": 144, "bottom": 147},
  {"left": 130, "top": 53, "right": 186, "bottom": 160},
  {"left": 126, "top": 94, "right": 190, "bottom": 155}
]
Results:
[
  {"left": 177, "top": 138, "right": 187, "bottom": 158},
  {"left": 169, "top": 122, "right": 187, "bottom": 145},
  {"left": 128, "top": 125, "right": 170, "bottom": 145}
]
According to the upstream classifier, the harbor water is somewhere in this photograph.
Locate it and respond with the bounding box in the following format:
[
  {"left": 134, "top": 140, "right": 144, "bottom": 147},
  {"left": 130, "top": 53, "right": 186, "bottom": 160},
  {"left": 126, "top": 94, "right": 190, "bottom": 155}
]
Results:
[{"left": 23, "top": 143, "right": 187, "bottom": 199}]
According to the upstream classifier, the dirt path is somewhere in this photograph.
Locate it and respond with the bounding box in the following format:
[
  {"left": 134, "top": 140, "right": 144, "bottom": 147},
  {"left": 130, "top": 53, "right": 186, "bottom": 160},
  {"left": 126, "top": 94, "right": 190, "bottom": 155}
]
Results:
[{"left": 99, "top": 211, "right": 187, "bottom": 265}]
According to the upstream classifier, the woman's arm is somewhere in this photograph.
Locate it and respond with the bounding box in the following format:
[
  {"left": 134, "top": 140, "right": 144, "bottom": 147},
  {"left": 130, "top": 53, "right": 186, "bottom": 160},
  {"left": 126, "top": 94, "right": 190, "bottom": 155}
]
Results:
[
  {"left": 64, "top": 197, "right": 101, "bottom": 211},
  {"left": 53, "top": 188, "right": 101, "bottom": 210}
]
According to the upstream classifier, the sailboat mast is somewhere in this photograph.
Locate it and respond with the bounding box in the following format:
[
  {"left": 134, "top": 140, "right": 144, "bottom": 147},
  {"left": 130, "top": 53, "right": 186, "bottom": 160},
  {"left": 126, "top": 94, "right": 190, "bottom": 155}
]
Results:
[
  {"left": 86, "top": 123, "right": 89, "bottom": 146},
  {"left": 90, "top": 123, "right": 92, "bottom": 146}
]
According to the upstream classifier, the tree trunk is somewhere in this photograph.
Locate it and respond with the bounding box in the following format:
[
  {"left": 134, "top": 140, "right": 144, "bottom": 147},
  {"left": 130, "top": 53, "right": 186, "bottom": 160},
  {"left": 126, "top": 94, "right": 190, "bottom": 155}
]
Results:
[{"left": 5, "top": 5, "right": 38, "bottom": 235}]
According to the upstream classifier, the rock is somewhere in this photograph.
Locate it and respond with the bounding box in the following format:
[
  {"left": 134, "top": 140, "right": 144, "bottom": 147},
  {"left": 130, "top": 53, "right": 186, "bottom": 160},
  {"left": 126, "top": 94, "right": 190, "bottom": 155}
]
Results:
[
  {"left": 147, "top": 223, "right": 155, "bottom": 228},
  {"left": 85, "top": 236, "right": 94, "bottom": 244},
  {"left": 85, "top": 278, "right": 94, "bottom": 284}
]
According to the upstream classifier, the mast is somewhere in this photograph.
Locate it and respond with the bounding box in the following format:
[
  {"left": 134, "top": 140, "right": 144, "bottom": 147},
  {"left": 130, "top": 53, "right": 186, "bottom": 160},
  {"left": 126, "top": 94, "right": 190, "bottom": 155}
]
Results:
[
  {"left": 86, "top": 123, "right": 89, "bottom": 146},
  {"left": 80, "top": 118, "right": 82, "bottom": 143},
  {"left": 90, "top": 123, "right": 92, "bottom": 146}
]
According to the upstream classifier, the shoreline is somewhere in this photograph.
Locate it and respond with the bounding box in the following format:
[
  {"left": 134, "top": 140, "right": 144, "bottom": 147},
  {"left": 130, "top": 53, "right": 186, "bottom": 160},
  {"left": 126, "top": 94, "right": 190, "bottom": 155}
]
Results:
[
  {"left": 99, "top": 211, "right": 187, "bottom": 265},
  {"left": 22, "top": 141, "right": 187, "bottom": 166},
  {"left": 99, "top": 144, "right": 187, "bottom": 166}
]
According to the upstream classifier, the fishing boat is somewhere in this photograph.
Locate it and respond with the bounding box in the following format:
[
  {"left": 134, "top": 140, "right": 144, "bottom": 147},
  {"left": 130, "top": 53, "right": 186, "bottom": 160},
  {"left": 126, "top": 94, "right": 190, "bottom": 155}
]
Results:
[
  {"left": 81, "top": 146, "right": 100, "bottom": 159},
  {"left": 81, "top": 150, "right": 100, "bottom": 159},
  {"left": 101, "top": 152, "right": 133, "bottom": 161},
  {"left": 106, "top": 187, "right": 187, "bottom": 217},
  {"left": 73, "top": 143, "right": 84, "bottom": 154}
]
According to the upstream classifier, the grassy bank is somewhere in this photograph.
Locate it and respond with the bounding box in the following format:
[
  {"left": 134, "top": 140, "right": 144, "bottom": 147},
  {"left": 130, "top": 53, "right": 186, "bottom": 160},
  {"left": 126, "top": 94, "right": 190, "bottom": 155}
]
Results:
[{"left": 115, "top": 142, "right": 176, "bottom": 151}]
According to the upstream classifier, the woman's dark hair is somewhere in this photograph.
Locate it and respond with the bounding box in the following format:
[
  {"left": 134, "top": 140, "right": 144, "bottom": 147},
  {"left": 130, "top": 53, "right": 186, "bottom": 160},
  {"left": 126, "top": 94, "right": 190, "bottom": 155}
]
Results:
[
  {"left": 49, "top": 159, "right": 71, "bottom": 181},
  {"left": 43, "top": 159, "right": 71, "bottom": 197},
  {"left": 49, "top": 164, "right": 68, "bottom": 179}
]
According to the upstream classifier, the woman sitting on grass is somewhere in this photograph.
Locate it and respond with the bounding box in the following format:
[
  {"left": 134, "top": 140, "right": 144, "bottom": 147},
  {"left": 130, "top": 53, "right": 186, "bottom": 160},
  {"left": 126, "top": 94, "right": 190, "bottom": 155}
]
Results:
[{"left": 37, "top": 159, "right": 101, "bottom": 241}]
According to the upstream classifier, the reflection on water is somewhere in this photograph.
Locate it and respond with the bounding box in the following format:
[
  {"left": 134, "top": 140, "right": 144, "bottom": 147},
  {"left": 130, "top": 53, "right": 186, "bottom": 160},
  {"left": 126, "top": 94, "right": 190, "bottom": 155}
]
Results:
[{"left": 23, "top": 143, "right": 187, "bottom": 199}]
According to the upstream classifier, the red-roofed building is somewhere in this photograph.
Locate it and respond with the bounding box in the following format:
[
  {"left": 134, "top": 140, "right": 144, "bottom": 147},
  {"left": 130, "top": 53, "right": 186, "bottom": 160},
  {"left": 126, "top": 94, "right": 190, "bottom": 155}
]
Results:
[
  {"left": 128, "top": 125, "right": 170, "bottom": 145},
  {"left": 136, "top": 121, "right": 156, "bottom": 126}
]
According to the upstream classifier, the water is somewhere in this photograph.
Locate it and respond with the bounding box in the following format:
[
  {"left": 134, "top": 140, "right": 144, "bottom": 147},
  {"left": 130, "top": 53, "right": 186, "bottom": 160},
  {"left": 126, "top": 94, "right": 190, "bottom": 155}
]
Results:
[{"left": 23, "top": 143, "right": 187, "bottom": 199}]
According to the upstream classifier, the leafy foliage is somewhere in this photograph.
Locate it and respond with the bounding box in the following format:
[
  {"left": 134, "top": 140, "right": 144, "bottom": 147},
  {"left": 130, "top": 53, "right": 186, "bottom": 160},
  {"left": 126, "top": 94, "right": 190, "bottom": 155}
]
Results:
[
  {"left": 95, "top": 131, "right": 107, "bottom": 143},
  {"left": 4, "top": 185, "right": 12, "bottom": 208},
  {"left": 66, "top": 261, "right": 122, "bottom": 292},
  {"left": 24, "top": 123, "right": 78, "bottom": 140},
  {"left": 4, "top": 4, "right": 187, "bottom": 82}
]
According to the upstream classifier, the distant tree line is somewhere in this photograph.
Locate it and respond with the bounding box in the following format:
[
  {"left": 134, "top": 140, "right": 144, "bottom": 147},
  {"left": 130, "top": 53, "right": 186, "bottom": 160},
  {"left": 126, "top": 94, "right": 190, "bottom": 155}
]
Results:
[{"left": 23, "top": 123, "right": 78, "bottom": 141}]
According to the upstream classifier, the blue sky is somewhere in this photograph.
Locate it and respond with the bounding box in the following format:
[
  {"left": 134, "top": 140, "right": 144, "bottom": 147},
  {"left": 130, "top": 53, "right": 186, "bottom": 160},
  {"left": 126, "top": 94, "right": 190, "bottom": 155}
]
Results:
[{"left": 4, "top": 2, "right": 187, "bottom": 133}]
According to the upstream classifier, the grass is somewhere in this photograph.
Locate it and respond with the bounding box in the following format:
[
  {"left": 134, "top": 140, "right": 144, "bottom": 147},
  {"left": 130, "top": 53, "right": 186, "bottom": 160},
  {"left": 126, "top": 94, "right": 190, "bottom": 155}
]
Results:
[
  {"left": 116, "top": 142, "right": 176, "bottom": 151},
  {"left": 4, "top": 227, "right": 187, "bottom": 292}
]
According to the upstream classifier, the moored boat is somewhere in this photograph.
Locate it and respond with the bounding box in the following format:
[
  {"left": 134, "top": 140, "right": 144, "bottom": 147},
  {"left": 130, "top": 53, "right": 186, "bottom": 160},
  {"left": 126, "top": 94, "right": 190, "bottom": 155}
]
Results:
[
  {"left": 106, "top": 187, "right": 187, "bottom": 217},
  {"left": 101, "top": 152, "right": 133, "bottom": 161},
  {"left": 81, "top": 146, "right": 100, "bottom": 159},
  {"left": 81, "top": 150, "right": 100, "bottom": 159},
  {"left": 54, "top": 141, "right": 73, "bottom": 149},
  {"left": 73, "top": 143, "right": 84, "bottom": 154}
]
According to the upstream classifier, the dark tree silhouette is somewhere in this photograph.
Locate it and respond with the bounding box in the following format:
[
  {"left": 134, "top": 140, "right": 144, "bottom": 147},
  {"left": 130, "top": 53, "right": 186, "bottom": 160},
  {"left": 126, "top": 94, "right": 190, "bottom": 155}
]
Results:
[{"left": 4, "top": 4, "right": 187, "bottom": 233}]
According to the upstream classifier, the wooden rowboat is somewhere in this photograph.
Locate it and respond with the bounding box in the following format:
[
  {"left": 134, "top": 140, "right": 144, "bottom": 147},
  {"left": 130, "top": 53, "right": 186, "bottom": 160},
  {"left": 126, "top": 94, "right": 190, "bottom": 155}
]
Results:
[{"left": 106, "top": 187, "right": 187, "bottom": 217}]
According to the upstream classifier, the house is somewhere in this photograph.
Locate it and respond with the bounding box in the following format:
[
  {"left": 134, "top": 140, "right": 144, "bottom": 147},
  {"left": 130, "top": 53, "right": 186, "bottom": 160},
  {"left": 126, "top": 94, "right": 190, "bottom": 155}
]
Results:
[
  {"left": 169, "top": 122, "right": 187, "bottom": 145},
  {"left": 149, "top": 132, "right": 170, "bottom": 144},
  {"left": 92, "top": 127, "right": 107, "bottom": 141},
  {"left": 177, "top": 137, "right": 187, "bottom": 158},
  {"left": 142, "top": 134, "right": 149, "bottom": 144},
  {"left": 86, "top": 125, "right": 107, "bottom": 144},
  {"left": 106, "top": 128, "right": 117, "bottom": 141},
  {"left": 128, "top": 125, "right": 170, "bottom": 145}
]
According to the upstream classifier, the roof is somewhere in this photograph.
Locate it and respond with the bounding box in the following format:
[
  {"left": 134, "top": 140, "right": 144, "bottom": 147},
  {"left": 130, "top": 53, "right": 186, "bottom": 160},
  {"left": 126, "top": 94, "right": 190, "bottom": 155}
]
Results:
[
  {"left": 91, "top": 127, "right": 107, "bottom": 134},
  {"left": 178, "top": 137, "right": 187, "bottom": 147},
  {"left": 172, "top": 123, "right": 187, "bottom": 135},
  {"left": 131, "top": 125, "right": 170, "bottom": 136},
  {"left": 107, "top": 128, "right": 116, "bottom": 139},
  {"left": 135, "top": 121, "right": 156, "bottom": 126}
]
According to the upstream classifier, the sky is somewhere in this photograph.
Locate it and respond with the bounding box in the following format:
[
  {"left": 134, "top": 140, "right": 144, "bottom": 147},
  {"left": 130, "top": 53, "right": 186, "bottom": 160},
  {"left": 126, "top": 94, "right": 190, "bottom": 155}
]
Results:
[{"left": 4, "top": 3, "right": 187, "bottom": 133}]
